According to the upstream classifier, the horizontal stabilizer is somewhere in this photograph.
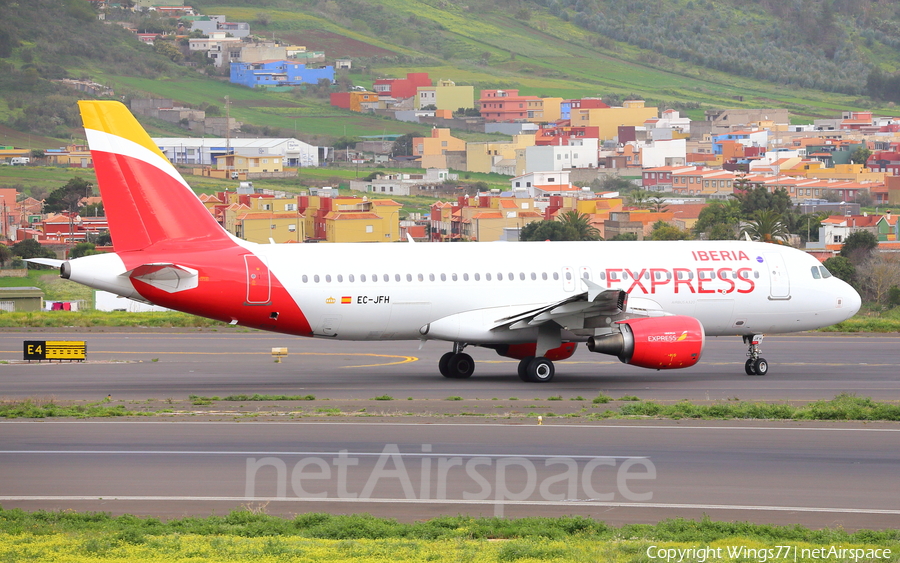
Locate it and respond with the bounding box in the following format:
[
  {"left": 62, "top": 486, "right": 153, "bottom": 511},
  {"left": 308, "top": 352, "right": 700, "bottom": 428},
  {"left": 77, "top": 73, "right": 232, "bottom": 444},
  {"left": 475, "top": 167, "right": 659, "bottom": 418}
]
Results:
[
  {"left": 123, "top": 263, "right": 198, "bottom": 294},
  {"left": 24, "top": 258, "right": 64, "bottom": 268}
]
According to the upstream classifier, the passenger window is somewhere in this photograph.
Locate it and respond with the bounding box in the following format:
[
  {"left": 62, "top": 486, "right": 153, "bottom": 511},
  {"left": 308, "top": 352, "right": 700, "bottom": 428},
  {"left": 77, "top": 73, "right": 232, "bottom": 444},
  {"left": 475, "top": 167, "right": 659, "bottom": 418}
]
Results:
[
  {"left": 565, "top": 272, "right": 572, "bottom": 280},
  {"left": 508, "top": 272, "right": 514, "bottom": 280},
  {"left": 643, "top": 271, "right": 650, "bottom": 280},
  {"left": 810, "top": 266, "right": 821, "bottom": 279},
  {"left": 497, "top": 273, "right": 503, "bottom": 281},
  {"left": 542, "top": 272, "right": 548, "bottom": 280},
  {"left": 599, "top": 272, "right": 606, "bottom": 280},
  {"left": 348, "top": 274, "right": 354, "bottom": 282},
  {"left": 429, "top": 273, "right": 435, "bottom": 282},
  {"left": 452, "top": 273, "right": 458, "bottom": 281},
  {"left": 360, "top": 274, "right": 366, "bottom": 282},
  {"left": 337, "top": 274, "right": 344, "bottom": 283},
  {"left": 474, "top": 273, "right": 481, "bottom": 281},
  {"left": 622, "top": 271, "right": 630, "bottom": 279},
  {"left": 417, "top": 273, "right": 424, "bottom": 282},
  {"left": 440, "top": 273, "right": 446, "bottom": 281},
  {"left": 531, "top": 272, "right": 537, "bottom": 280},
  {"left": 384, "top": 274, "right": 390, "bottom": 282},
  {"left": 407, "top": 274, "right": 413, "bottom": 282},
  {"left": 395, "top": 274, "right": 401, "bottom": 282},
  {"left": 486, "top": 273, "right": 492, "bottom": 281},
  {"left": 754, "top": 271, "right": 760, "bottom": 279},
  {"left": 314, "top": 275, "right": 320, "bottom": 283},
  {"left": 463, "top": 273, "right": 469, "bottom": 281},
  {"left": 553, "top": 272, "right": 559, "bottom": 281},
  {"left": 582, "top": 272, "right": 589, "bottom": 279},
  {"left": 519, "top": 272, "right": 525, "bottom": 280},
  {"left": 819, "top": 266, "right": 832, "bottom": 278},
  {"left": 302, "top": 275, "right": 308, "bottom": 283},
  {"left": 325, "top": 275, "right": 332, "bottom": 283}
]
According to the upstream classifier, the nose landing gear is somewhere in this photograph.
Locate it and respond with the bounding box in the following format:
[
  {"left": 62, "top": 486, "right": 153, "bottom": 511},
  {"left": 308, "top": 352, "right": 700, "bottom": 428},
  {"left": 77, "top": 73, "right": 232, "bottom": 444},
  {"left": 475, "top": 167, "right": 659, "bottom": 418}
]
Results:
[{"left": 743, "top": 334, "right": 768, "bottom": 376}]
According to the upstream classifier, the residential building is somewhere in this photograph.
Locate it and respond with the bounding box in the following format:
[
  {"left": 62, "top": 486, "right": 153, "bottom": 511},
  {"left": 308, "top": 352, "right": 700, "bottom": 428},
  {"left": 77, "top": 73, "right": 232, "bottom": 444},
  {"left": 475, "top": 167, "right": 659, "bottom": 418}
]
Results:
[
  {"left": 466, "top": 134, "right": 536, "bottom": 174},
  {"left": 413, "top": 129, "right": 466, "bottom": 169},
  {"left": 522, "top": 138, "right": 599, "bottom": 173},
  {"left": 415, "top": 80, "right": 474, "bottom": 111},
  {"left": 478, "top": 89, "right": 541, "bottom": 122},
  {"left": 230, "top": 60, "right": 334, "bottom": 88},
  {"left": 298, "top": 195, "right": 401, "bottom": 242},
  {"left": 190, "top": 15, "right": 250, "bottom": 38},
  {"left": 330, "top": 91, "right": 380, "bottom": 113},
  {"left": 374, "top": 73, "right": 432, "bottom": 104},
  {"left": 569, "top": 100, "right": 659, "bottom": 140},
  {"left": 560, "top": 98, "right": 609, "bottom": 120},
  {"left": 349, "top": 169, "right": 456, "bottom": 196}
]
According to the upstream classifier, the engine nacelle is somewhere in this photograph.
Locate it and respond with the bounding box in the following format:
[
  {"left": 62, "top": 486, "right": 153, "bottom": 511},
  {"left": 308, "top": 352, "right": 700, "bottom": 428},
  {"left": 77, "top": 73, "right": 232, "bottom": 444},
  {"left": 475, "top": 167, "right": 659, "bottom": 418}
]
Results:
[
  {"left": 586, "top": 315, "right": 704, "bottom": 370},
  {"left": 491, "top": 342, "right": 578, "bottom": 361}
]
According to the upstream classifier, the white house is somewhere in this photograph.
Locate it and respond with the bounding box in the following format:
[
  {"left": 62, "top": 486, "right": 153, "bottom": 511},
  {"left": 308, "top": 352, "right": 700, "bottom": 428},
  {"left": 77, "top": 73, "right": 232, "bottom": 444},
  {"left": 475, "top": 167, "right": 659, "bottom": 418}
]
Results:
[
  {"left": 523, "top": 138, "right": 599, "bottom": 173},
  {"left": 154, "top": 137, "right": 326, "bottom": 167}
]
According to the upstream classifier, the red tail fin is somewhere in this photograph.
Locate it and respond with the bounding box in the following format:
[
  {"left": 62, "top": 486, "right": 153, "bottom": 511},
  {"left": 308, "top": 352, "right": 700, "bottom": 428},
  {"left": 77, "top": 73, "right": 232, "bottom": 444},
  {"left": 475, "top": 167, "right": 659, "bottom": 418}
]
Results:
[{"left": 79, "top": 101, "right": 232, "bottom": 252}]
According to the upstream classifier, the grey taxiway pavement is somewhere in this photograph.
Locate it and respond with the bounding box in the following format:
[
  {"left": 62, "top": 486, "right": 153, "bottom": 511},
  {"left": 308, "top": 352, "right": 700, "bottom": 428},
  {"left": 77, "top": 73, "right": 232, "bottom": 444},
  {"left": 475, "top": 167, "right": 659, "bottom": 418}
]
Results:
[
  {"left": 2, "top": 330, "right": 899, "bottom": 527},
  {"left": 1, "top": 330, "right": 899, "bottom": 401}
]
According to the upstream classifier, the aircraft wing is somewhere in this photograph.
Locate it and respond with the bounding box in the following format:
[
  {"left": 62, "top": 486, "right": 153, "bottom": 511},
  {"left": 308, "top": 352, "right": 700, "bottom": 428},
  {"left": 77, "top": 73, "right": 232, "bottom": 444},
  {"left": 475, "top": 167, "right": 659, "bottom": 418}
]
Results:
[{"left": 491, "top": 278, "right": 628, "bottom": 332}]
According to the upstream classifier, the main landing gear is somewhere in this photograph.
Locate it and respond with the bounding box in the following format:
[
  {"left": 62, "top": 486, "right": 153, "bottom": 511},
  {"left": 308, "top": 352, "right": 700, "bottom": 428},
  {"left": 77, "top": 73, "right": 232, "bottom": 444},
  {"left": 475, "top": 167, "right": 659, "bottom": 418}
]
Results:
[
  {"left": 743, "top": 334, "right": 768, "bottom": 376},
  {"left": 439, "top": 342, "right": 474, "bottom": 379},
  {"left": 438, "top": 343, "right": 557, "bottom": 382}
]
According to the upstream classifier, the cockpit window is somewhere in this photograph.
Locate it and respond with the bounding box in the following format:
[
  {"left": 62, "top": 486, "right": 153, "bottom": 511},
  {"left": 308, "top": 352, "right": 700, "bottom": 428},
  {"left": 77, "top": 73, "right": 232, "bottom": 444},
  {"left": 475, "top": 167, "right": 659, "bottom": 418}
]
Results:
[
  {"left": 810, "top": 266, "right": 821, "bottom": 279},
  {"left": 819, "top": 265, "right": 832, "bottom": 278}
]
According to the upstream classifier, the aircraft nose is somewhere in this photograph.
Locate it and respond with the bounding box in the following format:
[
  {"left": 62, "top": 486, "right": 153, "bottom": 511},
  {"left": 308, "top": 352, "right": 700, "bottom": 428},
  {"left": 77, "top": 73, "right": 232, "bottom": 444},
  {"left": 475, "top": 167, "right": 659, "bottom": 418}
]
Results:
[{"left": 842, "top": 283, "right": 862, "bottom": 319}]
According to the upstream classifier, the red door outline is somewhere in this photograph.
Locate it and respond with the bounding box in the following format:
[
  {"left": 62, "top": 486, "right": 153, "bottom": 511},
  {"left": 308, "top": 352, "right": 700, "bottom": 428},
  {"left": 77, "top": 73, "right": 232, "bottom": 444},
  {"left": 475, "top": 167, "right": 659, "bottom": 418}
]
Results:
[{"left": 244, "top": 254, "right": 271, "bottom": 305}]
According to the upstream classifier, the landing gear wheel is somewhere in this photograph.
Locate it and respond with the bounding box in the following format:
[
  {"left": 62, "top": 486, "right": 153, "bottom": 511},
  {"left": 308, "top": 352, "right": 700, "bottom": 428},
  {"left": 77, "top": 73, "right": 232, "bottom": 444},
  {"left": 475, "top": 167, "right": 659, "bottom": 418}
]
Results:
[
  {"left": 744, "top": 359, "right": 755, "bottom": 376},
  {"left": 525, "top": 356, "right": 555, "bottom": 383},
  {"left": 517, "top": 356, "right": 534, "bottom": 382},
  {"left": 752, "top": 357, "right": 768, "bottom": 376},
  {"left": 439, "top": 352, "right": 455, "bottom": 378},
  {"left": 446, "top": 353, "right": 475, "bottom": 379}
]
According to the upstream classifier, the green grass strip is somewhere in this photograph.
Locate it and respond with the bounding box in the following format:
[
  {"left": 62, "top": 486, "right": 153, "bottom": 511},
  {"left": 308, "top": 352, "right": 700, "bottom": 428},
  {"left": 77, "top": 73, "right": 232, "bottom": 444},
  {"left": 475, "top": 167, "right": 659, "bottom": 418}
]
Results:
[
  {"left": 0, "top": 399, "right": 137, "bottom": 419},
  {"left": 608, "top": 393, "right": 900, "bottom": 421}
]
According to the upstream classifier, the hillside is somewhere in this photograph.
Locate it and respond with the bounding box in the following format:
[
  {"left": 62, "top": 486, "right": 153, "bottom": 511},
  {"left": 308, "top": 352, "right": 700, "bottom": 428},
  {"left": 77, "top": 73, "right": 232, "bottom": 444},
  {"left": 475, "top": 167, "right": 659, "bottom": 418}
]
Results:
[{"left": 0, "top": 0, "right": 898, "bottom": 147}]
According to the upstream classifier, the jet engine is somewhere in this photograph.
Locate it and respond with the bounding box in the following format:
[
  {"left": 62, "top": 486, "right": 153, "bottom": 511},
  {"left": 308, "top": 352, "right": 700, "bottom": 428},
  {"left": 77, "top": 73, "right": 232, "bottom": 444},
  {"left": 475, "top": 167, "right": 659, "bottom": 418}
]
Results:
[{"left": 586, "top": 316, "right": 704, "bottom": 369}]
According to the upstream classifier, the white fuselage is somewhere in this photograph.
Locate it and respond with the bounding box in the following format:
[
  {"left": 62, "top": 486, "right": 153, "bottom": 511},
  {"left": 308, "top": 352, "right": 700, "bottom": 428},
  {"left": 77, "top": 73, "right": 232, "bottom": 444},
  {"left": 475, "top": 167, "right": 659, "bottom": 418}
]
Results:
[{"left": 239, "top": 239, "right": 859, "bottom": 342}]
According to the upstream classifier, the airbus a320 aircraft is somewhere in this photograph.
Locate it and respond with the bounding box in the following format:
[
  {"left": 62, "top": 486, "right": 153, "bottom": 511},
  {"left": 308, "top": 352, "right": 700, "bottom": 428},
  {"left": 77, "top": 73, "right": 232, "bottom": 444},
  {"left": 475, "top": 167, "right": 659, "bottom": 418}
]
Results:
[{"left": 33, "top": 101, "right": 862, "bottom": 382}]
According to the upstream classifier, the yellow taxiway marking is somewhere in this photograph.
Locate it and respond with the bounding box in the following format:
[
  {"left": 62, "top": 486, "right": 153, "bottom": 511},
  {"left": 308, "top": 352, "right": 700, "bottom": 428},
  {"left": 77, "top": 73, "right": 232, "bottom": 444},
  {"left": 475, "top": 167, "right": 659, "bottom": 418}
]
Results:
[{"left": 0, "top": 351, "right": 417, "bottom": 368}]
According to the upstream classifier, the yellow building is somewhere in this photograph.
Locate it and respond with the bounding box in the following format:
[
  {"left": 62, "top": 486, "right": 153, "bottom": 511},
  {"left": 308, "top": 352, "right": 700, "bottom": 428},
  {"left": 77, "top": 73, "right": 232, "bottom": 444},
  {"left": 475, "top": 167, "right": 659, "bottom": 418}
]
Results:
[
  {"left": 215, "top": 153, "right": 283, "bottom": 175},
  {"left": 540, "top": 98, "right": 563, "bottom": 123},
  {"left": 571, "top": 100, "right": 659, "bottom": 140},
  {"left": 247, "top": 195, "right": 299, "bottom": 213},
  {"left": 413, "top": 128, "right": 467, "bottom": 169},
  {"left": 236, "top": 211, "right": 305, "bottom": 243},
  {"left": 324, "top": 199, "right": 401, "bottom": 243},
  {"left": 466, "top": 133, "right": 535, "bottom": 174},
  {"left": 805, "top": 163, "right": 886, "bottom": 183},
  {"left": 416, "top": 80, "right": 475, "bottom": 111}
]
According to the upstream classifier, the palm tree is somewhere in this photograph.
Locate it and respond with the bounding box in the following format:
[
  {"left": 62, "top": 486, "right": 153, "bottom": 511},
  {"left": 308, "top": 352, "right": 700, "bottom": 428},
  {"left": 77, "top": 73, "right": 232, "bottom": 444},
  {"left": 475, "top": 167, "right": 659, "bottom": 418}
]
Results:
[
  {"left": 556, "top": 210, "right": 601, "bottom": 241},
  {"left": 741, "top": 209, "right": 791, "bottom": 244},
  {"left": 647, "top": 194, "right": 669, "bottom": 213},
  {"left": 627, "top": 189, "right": 650, "bottom": 209}
]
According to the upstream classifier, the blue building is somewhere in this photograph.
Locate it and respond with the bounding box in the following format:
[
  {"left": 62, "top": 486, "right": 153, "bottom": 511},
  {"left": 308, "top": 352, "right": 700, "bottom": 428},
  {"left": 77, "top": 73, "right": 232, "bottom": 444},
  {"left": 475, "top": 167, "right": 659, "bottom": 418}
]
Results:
[{"left": 230, "top": 60, "right": 335, "bottom": 88}]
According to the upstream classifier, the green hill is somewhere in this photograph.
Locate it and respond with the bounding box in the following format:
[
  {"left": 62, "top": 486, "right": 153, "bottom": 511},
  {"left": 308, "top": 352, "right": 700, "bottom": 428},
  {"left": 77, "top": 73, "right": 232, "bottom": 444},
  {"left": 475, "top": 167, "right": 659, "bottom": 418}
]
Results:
[{"left": 1, "top": 0, "right": 899, "bottom": 146}]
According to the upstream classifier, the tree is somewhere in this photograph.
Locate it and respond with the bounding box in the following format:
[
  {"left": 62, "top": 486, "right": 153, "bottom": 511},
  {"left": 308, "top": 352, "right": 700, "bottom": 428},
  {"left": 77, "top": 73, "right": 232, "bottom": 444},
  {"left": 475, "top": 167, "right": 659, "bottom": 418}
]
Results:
[
  {"left": 556, "top": 210, "right": 601, "bottom": 241},
  {"left": 858, "top": 254, "right": 900, "bottom": 305},
  {"left": 693, "top": 199, "right": 741, "bottom": 240},
  {"left": 44, "top": 177, "right": 94, "bottom": 214},
  {"left": 647, "top": 195, "right": 669, "bottom": 213},
  {"left": 736, "top": 186, "right": 792, "bottom": 218},
  {"left": 69, "top": 242, "right": 97, "bottom": 259},
  {"left": 609, "top": 232, "right": 638, "bottom": 241},
  {"left": 627, "top": 188, "right": 650, "bottom": 209},
  {"left": 0, "top": 244, "right": 11, "bottom": 266},
  {"left": 741, "top": 209, "right": 791, "bottom": 244},
  {"left": 850, "top": 146, "right": 872, "bottom": 165},
  {"left": 519, "top": 220, "right": 580, "bottom": 241},
  {"left": 391, "top": 133, "right": 415, "bottom": 157},
  {"left": 840, "top": 230, "right": 878, "bottom": 265},
  {"left": 823, "top": 256, "right": 856, "bottom": 287},
  {"left": 11, "top": 239, "right": 56, "bottom": 266},
  {"left": 650, "top": 220, "right": 691, "bottom": 240}
]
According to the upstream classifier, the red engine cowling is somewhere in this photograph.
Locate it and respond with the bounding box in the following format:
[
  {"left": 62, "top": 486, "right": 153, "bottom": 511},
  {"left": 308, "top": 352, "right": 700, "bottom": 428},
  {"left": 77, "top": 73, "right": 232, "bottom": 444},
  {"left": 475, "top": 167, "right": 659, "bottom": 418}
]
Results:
[
  {"left": 492, "top": 342, "right": 578, "bottom": 361},
  {"left": 586, "top": 315, "right": 704, "bottom": 369}
]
